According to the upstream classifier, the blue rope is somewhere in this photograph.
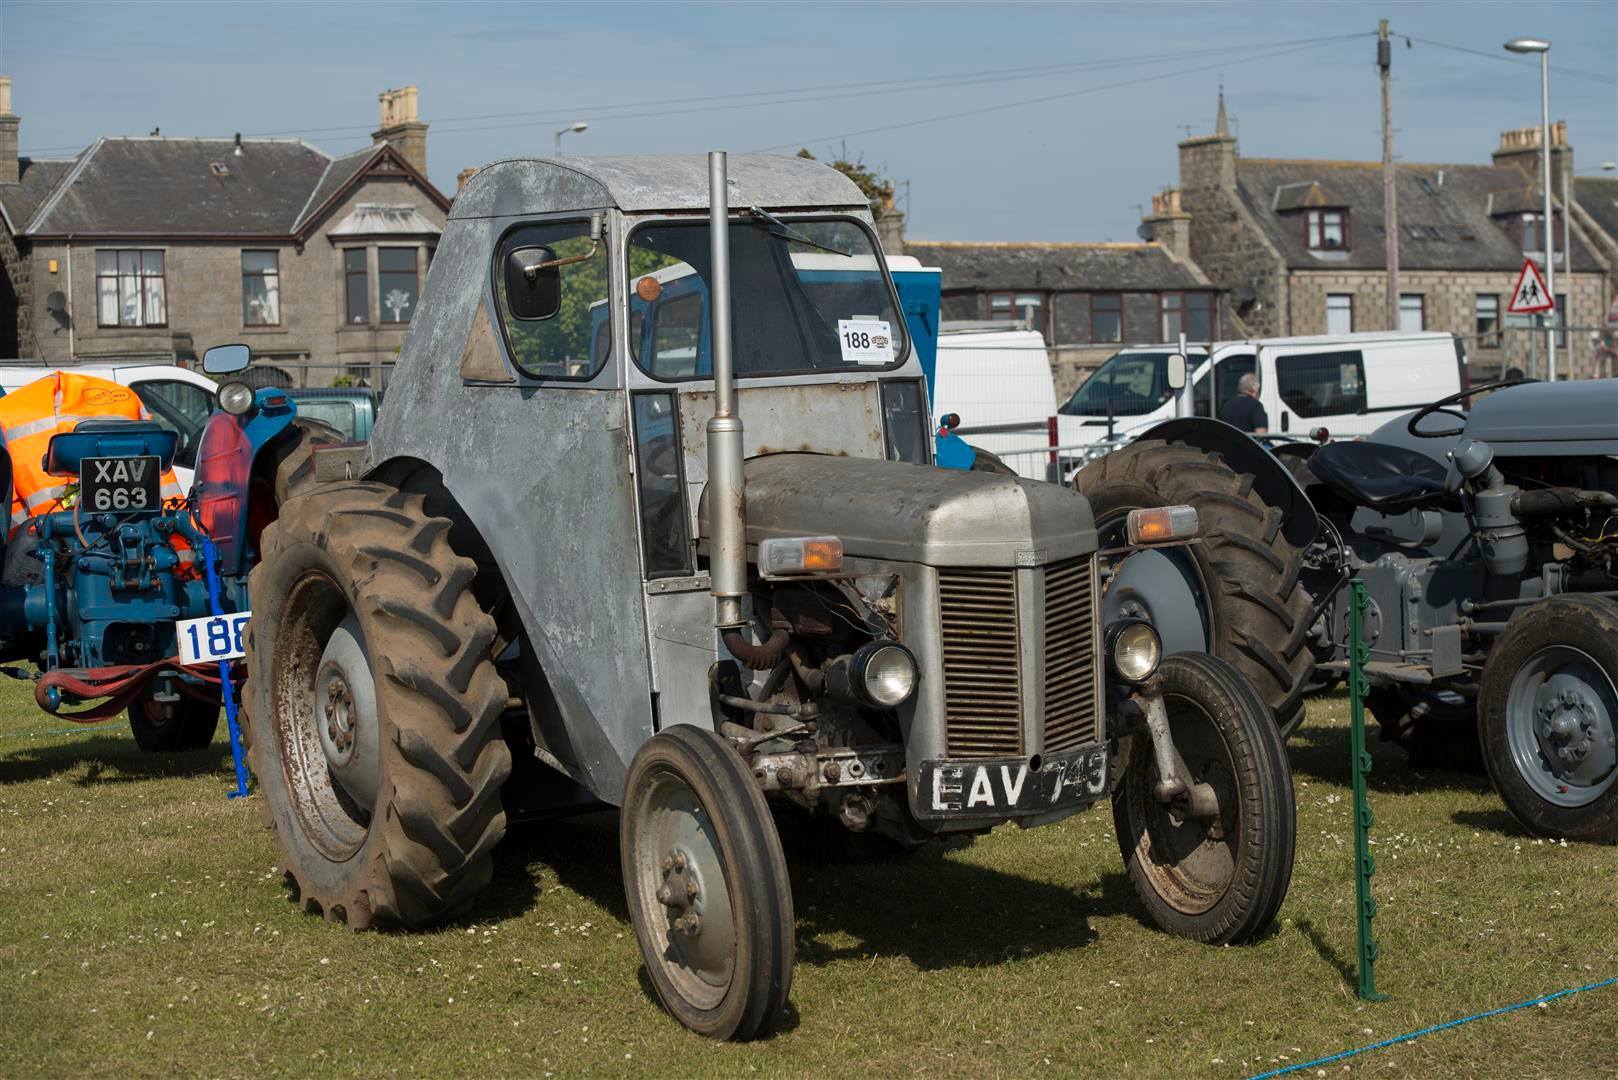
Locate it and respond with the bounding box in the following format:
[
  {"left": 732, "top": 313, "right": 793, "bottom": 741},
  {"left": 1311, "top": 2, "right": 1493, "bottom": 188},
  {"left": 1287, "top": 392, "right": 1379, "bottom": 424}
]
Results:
[{"left": 1247, "top": 976, "right": 1618, "bottom": 1080}]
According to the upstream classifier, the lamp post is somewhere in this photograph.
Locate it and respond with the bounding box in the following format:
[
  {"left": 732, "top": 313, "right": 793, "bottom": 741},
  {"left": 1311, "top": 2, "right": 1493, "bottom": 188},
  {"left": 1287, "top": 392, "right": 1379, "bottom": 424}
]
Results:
[
  {"left": 553, "top": 121, "right": 588, "bottom": 156},
  {"left": 1505, "top": 37, "right": 1555, "bottom": 380}
]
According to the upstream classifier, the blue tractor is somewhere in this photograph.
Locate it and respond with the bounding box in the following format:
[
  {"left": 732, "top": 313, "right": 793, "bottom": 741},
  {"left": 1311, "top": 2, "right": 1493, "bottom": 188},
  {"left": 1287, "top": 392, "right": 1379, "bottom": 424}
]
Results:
[{"left": 0, "top": 344, "right": 335, "bottom": 750}]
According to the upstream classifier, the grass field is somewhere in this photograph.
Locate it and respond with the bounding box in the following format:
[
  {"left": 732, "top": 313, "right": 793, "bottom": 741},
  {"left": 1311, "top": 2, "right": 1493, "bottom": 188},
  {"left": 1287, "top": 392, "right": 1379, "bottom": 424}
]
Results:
[{"left": 1, "top": 681, "right": 1613, "bottom": 1078}]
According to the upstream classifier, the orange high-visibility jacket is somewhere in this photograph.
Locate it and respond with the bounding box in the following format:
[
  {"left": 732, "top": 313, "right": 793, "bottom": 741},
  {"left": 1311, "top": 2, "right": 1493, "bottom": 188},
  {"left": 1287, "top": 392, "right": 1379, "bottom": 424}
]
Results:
[{"left": 0, "top": 371, "right": 185, "bottom": 534}]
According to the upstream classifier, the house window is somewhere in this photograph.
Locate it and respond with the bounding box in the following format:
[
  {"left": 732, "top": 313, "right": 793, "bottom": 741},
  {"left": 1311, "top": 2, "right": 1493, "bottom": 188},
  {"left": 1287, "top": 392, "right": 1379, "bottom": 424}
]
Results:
[
  {"left": 1091, "top": 292, "right": 1122, "bottom": 343},
  {"left": 1475, "top": 294, "right": 1500, "bottom": 346},
  {"left": 1161, "top": 293, "right": 1181, "bottom": 341},
  {"left": 241, "top": 250, "right": 281, "bottom": 326},
  {"left": 378, "top": 247, "right": 418, "bottom": 323},
  {"left": 1521, "top": 213, "right": 1547, "bottom": 254},
  {"left": 96, "top": 250, "right": 166, "bottom": 327},
  {"left": 1307, "top": 209, "right": 1348, "bottom": 251},
  {"left": 344, "top": 249, "right": 369, "bottom": 324},
  {"left": 1326, "top": 293, "right": 1353, "bottom": 335},
  {"left": 990, "top": 291, "right": 1044, "bottom": 335},
  {"left": 1161, "top": 291, "right": 1216, "bottom": 341},
  {"left": 1398, "top": 293, "right": 1424, "bottom": 332}
]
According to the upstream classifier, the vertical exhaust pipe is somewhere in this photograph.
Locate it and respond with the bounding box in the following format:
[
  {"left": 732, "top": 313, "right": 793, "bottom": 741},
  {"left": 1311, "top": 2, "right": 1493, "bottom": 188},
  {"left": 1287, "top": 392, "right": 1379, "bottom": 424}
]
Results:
[{"left": 707, "top": 150, "right": 747, "bottom": 629}]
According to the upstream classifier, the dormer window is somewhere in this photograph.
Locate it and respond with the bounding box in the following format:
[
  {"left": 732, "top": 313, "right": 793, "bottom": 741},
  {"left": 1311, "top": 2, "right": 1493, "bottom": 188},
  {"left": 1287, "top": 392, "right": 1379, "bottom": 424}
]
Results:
[{"left": 1307, "top": 209, "right": 1348, "bottom": 251}]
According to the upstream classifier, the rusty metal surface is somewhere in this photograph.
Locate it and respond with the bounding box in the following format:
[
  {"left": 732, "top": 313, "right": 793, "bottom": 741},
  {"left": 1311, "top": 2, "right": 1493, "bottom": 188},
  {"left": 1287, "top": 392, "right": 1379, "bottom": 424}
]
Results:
[
  {"left": 367, "top": 210, "right": 653, "bottom": 803},
  {"left": 698, "top": 453, "right": 1097, "bottom": 568},
  {"left": 452, "top": 155, "right": 865, "bottom": 219}
]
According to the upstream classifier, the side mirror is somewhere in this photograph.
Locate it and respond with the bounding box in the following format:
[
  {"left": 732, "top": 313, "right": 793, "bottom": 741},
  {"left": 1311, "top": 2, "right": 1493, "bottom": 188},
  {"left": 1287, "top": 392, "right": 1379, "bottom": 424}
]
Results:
[
  {"left": 203, "top": 343, "right": 251, "bottom": 375},
  {"left": 505, "top": 246, "right": 562, "bottom": 321},
  {"left": 1165, "top": 353, "right": 1187, "bottom": 391}
]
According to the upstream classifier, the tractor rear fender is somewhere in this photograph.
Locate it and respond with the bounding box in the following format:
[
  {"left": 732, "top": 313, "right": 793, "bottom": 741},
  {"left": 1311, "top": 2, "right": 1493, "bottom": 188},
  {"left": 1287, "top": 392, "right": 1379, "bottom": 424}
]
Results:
[
  {"left": 1132, "top": 418, "right": 1318, "bottom": 550},
  {"left": 364, "top": 455, "right": 602, "bottom": 817}
]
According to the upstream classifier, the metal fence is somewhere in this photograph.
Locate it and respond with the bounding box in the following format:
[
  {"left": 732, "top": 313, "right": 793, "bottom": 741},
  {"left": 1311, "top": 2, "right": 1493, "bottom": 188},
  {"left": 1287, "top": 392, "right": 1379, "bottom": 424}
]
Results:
[
  {"left": 235, "top": 360, "right": 396, "bottom": 390},
  {"left": 1473, "top": 324, "right": 1618, "bottom": 382}
]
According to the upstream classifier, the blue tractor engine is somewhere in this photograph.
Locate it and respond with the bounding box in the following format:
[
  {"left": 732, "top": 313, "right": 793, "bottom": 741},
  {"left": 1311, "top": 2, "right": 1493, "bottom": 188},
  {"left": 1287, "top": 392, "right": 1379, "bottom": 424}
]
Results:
[{"left": 0, "top": 420, "right": 217, "bottom": 713}]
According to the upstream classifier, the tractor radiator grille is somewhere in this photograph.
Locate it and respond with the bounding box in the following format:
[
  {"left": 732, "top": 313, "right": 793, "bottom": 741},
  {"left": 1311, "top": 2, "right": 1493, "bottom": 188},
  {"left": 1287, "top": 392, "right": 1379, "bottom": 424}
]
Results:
[
  {"left": 937, "top": 567, "right": 1023, "bottom": 758},
  {"left": 1041, "top": 555, "right": 1101, "bottom": 754}
]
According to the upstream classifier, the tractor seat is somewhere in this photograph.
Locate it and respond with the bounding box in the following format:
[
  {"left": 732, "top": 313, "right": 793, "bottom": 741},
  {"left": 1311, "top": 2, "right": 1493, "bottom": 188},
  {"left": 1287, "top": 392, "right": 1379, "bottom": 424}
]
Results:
[{"left": 1308, "top": 440, "right": 1455, "bottom": 513}]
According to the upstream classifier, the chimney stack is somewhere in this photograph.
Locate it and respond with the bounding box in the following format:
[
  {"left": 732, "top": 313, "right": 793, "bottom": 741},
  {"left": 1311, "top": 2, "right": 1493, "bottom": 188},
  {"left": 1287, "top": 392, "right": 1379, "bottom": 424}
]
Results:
[
  {"left": 1144, "top": 186, "right": 1192, "bottom": 262},
  {"left": 0, "top": 76, "right": 20, "bottom": 185},
  {"left": 1493, "top": 121, "right": 1573, "bottom": 189},
  {"left": 456, "top": 165, "right": 479, "bottom": 194},
  {"left": 373, "top": 85, "right": 428, "bottom": 175}
]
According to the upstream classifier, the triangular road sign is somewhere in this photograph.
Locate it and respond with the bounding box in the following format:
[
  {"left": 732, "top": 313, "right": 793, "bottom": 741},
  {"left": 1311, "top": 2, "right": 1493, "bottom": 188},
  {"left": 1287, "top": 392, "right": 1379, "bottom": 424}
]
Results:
[{"left": 1508, "top": 258, "right": 1555, "bottom": 314}]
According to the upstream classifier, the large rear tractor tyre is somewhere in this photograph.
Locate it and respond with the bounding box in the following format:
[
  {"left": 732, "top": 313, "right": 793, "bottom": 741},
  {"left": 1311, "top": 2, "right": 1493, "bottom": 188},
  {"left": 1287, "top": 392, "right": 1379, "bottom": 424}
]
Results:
[
  {"left": 1479, "top": 596, "right": 1618, "bottom": 844},
  {"left": 244, "top": 481, "right": 512, "bottom": 928},
  {"left": 1113, "top": 653, "right": 1296, "bottom": 944},
  {"left": 128, "top": 694, "right": 220, "bottom": 752},
  {"left": 622, "top": 725, "right": 794, "bottom": 1041},
  {"left": 265, "top": 417, "right": 344, "bottom": 505},
  {"left": 1076, "top": 439, "right": 1316, "bottom": 736}
]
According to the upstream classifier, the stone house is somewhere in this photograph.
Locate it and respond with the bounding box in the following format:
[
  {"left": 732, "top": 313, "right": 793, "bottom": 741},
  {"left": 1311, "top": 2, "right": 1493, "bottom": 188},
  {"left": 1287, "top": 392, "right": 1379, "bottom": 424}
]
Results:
[
  {"left": 0, "top": 78, "right": 450, "bottom": 387},
  {"left": 903, "top": 233, "right": 1225, "bottom": 399},
  {"left": 1169, "top": 94, "right": 1612, "bottom": 378}
]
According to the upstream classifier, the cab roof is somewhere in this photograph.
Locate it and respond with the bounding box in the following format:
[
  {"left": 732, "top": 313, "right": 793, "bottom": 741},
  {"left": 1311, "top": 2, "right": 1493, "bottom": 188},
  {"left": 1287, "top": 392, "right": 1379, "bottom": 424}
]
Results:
[{"left": 449, "top": 154, "right": 868, "bottom": 219}]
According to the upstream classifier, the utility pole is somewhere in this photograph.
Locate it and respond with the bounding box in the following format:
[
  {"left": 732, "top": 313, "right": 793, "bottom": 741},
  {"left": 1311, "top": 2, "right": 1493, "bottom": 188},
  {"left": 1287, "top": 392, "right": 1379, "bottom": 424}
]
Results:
[{"left": 1380, "top": 20, "right": 1400, "bottom": 331}]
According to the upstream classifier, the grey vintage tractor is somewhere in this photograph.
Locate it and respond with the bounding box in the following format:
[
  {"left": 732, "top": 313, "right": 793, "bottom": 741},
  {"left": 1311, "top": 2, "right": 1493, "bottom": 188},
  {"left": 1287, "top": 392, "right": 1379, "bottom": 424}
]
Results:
[
  {"left": 240, "top": 152, "right": 1298, "bottom": 1040},
  {"left": 1076, "top": 378, "right": 1618, "bottom": 843}
]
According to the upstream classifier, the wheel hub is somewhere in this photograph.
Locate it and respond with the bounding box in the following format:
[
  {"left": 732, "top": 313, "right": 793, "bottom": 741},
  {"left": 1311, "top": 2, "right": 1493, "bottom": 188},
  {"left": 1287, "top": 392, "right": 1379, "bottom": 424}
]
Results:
[
  {"left": 312, "top": 617, "right": 381, "bottom": 812},
  {"left": 657, "top": 848, "right": 704, "bottom": 936},
  {"left": 1537, "top": 689, "right": 1598, "bottom": 765},
  {"left": 1509, "top": 651, "right": 1618, "bottom": 808}
]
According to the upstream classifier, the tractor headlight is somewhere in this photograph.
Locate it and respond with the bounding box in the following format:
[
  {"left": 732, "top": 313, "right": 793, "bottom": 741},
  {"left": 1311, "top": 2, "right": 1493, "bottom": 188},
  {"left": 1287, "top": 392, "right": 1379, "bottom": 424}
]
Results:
[
  {"left": 218, "top": 381, "right": 255, "bottom": 416},
  {"left": 826, "top": 641, "right": 918, "bottom": 708},
  {"left": 1106, "top": 619, "right": 1162, "bottom": 684}
]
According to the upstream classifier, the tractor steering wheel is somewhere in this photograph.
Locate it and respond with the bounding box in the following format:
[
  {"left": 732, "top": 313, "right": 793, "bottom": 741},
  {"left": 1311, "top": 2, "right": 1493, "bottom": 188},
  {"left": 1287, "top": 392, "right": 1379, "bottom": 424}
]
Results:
[{"left": 1406, "top": 378, "right": 1536, "bottom": 438}]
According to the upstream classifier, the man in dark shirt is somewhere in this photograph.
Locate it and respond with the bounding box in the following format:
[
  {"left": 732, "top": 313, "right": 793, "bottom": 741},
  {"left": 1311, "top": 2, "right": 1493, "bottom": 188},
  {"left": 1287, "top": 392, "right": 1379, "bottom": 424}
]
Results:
[{"left": 1218, "top": 372, "right": 1269, "bottom": 433}]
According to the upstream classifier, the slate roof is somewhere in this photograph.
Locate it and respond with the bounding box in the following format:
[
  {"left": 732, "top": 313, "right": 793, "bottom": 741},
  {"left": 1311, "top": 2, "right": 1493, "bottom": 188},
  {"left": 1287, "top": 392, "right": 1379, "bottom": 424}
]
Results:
[
  {"left": 0, "top": 156, "right": 75, "bottom": 233},
  {"left": 1574, "top": 176, "right": 1618, "bottom": 248},
  {"left": 9, "top": 137, "right": 447, "bottom": 239},
  {"left": 903, "top": 241, "right": 1209, "bottom": 292},
  {"left": 1235, "top": 158, "right": 1604, "bottom": 273},
  {"left": 291, "top": 146, "right": 384, "bottom": 233},
  {"left": 25, "top": 137, "right": 331, "bottom": 236}
]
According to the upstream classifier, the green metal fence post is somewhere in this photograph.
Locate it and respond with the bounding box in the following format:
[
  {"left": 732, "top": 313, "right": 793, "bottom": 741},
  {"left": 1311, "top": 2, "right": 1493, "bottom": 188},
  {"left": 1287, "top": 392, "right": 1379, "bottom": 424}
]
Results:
[{"left": 1349, "top": 578, "right": 1388, "bottom": 1002}]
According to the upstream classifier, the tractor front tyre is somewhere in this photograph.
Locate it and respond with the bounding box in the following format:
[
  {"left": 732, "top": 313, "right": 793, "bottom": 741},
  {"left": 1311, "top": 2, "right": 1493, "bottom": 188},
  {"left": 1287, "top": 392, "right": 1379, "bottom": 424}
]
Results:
[
  {"left": 1076, "top": 438, "right": 1316, "bottom": 736},
  {"left": 244, "top": 481, "right": 512, "bottom": 928},
  {"left": 128, "top": 694, "right": 220, "bottom": 752},
  {"left": 1479, "top": 596, "right": 1618, "bottom": 844},
  {"left": 622, "top": 725, "right": 794, "bottom": 1040},
  {"left": 1112, "top": 653, "right": 1296, "bottom": 945}
]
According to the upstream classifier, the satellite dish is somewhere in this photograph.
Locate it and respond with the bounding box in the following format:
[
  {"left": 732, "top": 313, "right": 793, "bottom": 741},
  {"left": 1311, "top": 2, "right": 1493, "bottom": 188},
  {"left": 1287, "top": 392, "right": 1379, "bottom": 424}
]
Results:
[
  {"left": 45, "top": 291, "right": 66, "bottom": 314},
  {"left": 1136, "top": 221, "right": 1156, "bottom": 241}
]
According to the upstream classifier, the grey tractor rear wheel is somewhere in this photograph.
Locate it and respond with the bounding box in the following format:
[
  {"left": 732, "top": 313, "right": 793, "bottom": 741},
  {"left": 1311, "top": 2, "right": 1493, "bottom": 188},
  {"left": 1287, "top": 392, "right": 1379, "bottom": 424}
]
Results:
[
  {"left": 1076, "top": 439, "right": 1316, "bottom": 736},
  {"left": 244, "top": 481, "right": 512, "bottom": 927},
  {"left": 622, "top": 724, "right": 794, "bottom": 1040},
  {"left": 1478, "top": 596, "right": 1618, "bottom": 844},
  {"left": 1112, "top": 653, "right": 1296, "bottom": 944}
]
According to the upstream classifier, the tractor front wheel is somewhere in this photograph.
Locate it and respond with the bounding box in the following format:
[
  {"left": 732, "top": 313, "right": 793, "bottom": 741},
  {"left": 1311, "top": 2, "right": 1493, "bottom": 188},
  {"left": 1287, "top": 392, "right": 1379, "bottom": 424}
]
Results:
[
  {"left": 621, "top": 725, "right": 794, "bottom": 1040},
  {"left": 128, "top": 693, "right": 219, "bottom": 752},
  {"left": 1112, "top": 653, "right": 1296, "bottom": 944}
]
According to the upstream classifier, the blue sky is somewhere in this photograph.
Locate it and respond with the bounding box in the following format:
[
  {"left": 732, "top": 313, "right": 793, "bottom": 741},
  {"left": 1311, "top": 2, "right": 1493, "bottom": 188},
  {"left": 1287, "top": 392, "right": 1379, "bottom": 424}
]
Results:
[{"left": 1, "top": 1, "right": 1613, "bottom": 241}]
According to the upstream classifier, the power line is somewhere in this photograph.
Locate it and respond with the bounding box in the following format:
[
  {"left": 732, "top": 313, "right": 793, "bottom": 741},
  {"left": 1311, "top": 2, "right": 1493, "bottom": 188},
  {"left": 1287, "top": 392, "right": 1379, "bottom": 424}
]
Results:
[
  {"left": 1402, "top": 34, "right": 1618, "bottom": 87},
  {"left": 749, "top": 35, "right": 1367, "bottom": 154},
  {"left": 17, "top": 33, "right": 1371, "bottom": 154}
]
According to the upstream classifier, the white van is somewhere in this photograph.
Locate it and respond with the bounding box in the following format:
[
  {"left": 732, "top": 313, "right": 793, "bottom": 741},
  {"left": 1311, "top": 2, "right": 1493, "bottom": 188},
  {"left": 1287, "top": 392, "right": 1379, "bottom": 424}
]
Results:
[
  {"left": 930, "top": 325, "right": 1058, "bottom": 480},
  {"left": 1055, "top": 331, "right": 1468, "bottom": 451},
  {"left": 0, "top": 361, "right": 218, "bottom": 487}
]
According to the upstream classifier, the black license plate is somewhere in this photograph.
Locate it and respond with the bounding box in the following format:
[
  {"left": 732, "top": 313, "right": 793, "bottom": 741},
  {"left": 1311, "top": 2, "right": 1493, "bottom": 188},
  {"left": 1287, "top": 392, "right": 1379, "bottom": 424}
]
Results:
[
  {"left": 917, "top": 744, "right": 1108, "bottom": 819},
  {"left": 81, "top": 455, "right": 162, "bottom": 514}
]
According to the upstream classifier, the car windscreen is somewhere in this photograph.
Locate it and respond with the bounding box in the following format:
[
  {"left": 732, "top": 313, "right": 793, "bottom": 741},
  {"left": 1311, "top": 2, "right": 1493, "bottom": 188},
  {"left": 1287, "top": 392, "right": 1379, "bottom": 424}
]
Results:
[
  {"left": 1058, "top": 351, "right": 1184, "bottom": 417},
  {"left": 626, "top": 217, "right": 906, "bottom": 380}
]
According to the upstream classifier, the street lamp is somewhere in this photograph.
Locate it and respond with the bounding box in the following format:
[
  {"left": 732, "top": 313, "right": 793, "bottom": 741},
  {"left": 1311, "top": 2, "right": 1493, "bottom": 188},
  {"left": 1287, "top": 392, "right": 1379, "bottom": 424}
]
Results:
[
  {"left": 1505, "top": 37, "right": 1556, "bottom": 379},
  {"left": 554, "top": 121, "right": 588, "bottom": 156}
]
